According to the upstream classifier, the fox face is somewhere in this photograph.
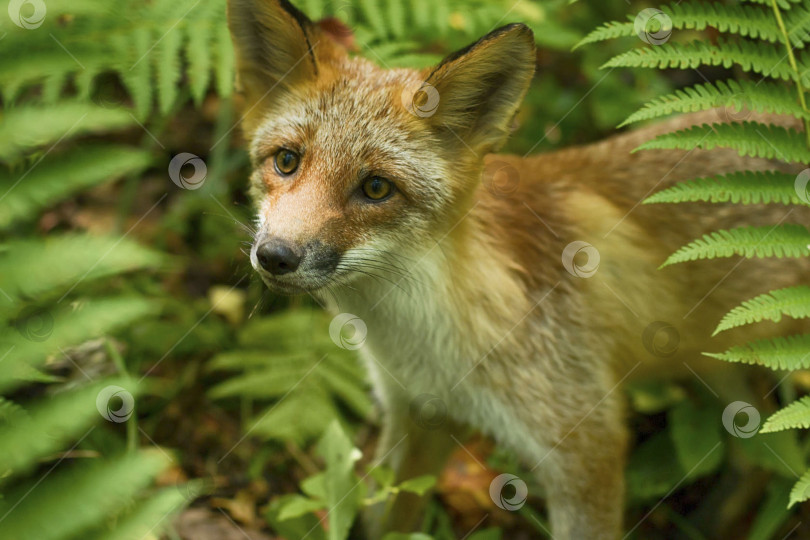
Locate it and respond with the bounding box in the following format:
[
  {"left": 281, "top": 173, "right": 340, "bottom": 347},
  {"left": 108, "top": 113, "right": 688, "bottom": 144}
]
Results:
[{"left": 228, "top": 0, "right": 535, "bottom": 294}]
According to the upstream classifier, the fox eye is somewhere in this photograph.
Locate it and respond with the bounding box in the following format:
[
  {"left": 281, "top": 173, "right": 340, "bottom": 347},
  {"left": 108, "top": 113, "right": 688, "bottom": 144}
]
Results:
[
  {"left": 361, "top": 177, "right": 393, "bottom": 201},
  {"left": 274, "top": 149, "right": 299, "bottom": 175}
]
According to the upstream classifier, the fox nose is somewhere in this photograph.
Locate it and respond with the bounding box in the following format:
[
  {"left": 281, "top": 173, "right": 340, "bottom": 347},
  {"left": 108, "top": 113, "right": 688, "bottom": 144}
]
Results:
[{"left": 256, "top": 240, "right": 302, "bottom": 275}]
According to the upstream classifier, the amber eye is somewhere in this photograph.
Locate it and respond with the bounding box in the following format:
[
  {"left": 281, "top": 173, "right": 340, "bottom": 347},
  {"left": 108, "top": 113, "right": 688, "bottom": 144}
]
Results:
[
  {"left": 361, "top": 177, "right": 393, "bottom": 201},
  {"left": 274, "top": 149, "right": 299, "bottom": 175}
]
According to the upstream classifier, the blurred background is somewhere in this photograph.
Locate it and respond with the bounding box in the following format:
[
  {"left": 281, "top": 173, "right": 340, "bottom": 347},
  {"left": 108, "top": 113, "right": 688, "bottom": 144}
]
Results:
[{"left": 1, "top": 0, "right": 808, "bottom": 538}]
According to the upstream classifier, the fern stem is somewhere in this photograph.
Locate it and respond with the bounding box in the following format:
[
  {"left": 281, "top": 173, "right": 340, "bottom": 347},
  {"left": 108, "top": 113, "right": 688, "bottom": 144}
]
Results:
[{"left": 770, "top": 0, "right": 810, "bottom": 151}]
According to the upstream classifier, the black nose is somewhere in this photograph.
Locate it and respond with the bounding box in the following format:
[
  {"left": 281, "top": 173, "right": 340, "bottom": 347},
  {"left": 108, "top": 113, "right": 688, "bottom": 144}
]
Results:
[{"left": 256, "top": 240, "right": 302, "bottom": 275}]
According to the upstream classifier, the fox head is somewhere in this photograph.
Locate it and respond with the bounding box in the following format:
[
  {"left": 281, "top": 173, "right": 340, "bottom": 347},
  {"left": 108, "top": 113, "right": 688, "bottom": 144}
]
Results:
[{"left": 228, "top": 0, "right": 535, "bottom": 294}]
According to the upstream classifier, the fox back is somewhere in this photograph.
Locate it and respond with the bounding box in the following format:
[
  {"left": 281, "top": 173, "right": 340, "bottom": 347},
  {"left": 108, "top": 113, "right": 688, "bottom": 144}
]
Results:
[{"left": 227, "top": 1, "right": 808, "bottom": 538}]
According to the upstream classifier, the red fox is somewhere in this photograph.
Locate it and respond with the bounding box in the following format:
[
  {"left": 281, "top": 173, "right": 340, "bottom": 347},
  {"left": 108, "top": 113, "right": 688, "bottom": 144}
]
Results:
[{"left": 227, "top": 1, "right": 808, "bottom": 537}]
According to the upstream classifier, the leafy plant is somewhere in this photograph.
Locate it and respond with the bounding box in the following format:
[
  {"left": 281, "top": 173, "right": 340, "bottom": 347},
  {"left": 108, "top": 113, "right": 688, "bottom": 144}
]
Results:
[{"left": 583, "top": 0, "right": 810, "bottom": 524}]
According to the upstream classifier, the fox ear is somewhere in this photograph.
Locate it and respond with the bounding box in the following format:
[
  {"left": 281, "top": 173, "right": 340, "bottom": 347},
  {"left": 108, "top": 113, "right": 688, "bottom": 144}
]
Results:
[
  {"left": 227, "top": 0, "right": 319, "bottom": 120},
  {"left": 418, "top": 24, "right": 535, "bottom": 154}
]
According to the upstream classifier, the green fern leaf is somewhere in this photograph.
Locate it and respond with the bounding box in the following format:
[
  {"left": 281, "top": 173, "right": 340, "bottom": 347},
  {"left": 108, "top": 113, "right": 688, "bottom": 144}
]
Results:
[
  {"left": 577, "top": 2, "right": 783, "bottom": 50},
  {"left": 186, "top": 20, "right": 213, "bottom": 106},
  {"left": 0, "top": 235, "right": 163, "bottom": 304},
  {"left": 0, "top": 450, "right": 171, "bottom": 540},
  {"left": 621, "top": 80, "right": 810, "bottom": 126},
  {"left": 603, "top": 40, "right": 804, "bottom": 86},
  {"left": 661, "top": 224, "right": 810, "bottom": 266},
  {"left": 0, "top": 377, "right": 140, "bottom": 476},
  {"left": 85, "top": 487, "right": 188, "bottom": 540},
  {"left": 643, "top": 170, "right": 809, "bottom": 206},
  {"left": 703, "top": 334, "right": 810, "bottom": 370},
  {"left": 0, "top": 297, "right": 159, "bottom": 392},
  {"left": 0, "top": 102, "right": 137, "bottom": 163},
  {"left": 359, "top": 0, "right": 388, "bottom": 37},
  {"left": 636, "top": 122, "right": 810, "bottom": 164},
  {"left": 155, "top": 26, "right": 184, "bottom": 115},
  {"left": 120, "top": 27, "right": 154, "bottom": 119},
  {"left": 789, "top": 467, "right": 810, "bottom": 507},
  {"left": 743, "top": 0, "right": 803, "bottom": 11},
  {"left": 214, "top": 23, "right": 235, "bottom": 98},
  {"left": 761, "top": 395, "right": 810, "bottom": 433},
  {"left": 0, "top": 146, "right": 154, "bottom": 230},
  {"left": 714, "top": 286, "right": 810, "bottom": 334}
]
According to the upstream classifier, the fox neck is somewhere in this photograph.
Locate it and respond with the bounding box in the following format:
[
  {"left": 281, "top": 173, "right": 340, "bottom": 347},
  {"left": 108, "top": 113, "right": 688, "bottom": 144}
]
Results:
[{"left": 322, "top": 200, "right": 536, "bottom": 374}]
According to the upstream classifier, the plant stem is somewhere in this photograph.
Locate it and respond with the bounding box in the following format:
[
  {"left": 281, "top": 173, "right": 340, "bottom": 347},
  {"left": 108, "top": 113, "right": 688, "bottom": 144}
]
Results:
[
  {"left": 105, "top": 338, "right": 137, "bottom": 453},
  {"left": 770, "top": 0, "right": 810, "bottom": 151}
]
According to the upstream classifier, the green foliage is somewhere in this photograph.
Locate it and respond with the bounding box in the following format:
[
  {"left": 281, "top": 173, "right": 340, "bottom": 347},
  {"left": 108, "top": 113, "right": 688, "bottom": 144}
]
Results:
[
  {"left": 714, "top": 285, "right": 810, "bottom": 333},
  {"left": 704, "top": 334, "right": 810, "bottom": 370},
  {"left": 644, "top": 170, "right": 808, "bottom": 206},
  {"left": 620, "top": 80, "right": 810, "bottom": 126},
  {"left": 762, "top": 395, "right": 810, "bottom": 432},
  {"left": 0, "top": 0, "right": 234, "bottom": 116},
  {"left": 593, "top": 0, "right": 810, "bottom": 517},
  {"left": 268, "top": 421, "right": 437, "bottom": 540},
  {"left": 661, "top": 224, "right": 810, "bottom": 266},
  {"left": 636, "top": 122, "right": 810, "bottom": 163},
  {"left": 208, "top": 309, "right": 372, "bottom": 445}
]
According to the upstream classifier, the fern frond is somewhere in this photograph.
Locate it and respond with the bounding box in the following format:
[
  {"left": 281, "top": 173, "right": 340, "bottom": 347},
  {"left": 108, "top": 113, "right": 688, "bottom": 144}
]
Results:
[
  {"left": 703, "top": 334, "right": 810, "bottom": 370},
  {"left": 643, "top": 170, "right": 809, "bottom": 206},
  {"left": 761, "top": 395, "right": 810, "bottom": 433},
  {"left": 603, "top": 40, "right": 805, "bottom": 85},
  {"left": 0, "top": 297, "right": 159, "bottom": 393},
  {"left": 0, "top": 378, "right": 140, "bottom": 476},
  {"left": 0, "top": 450, "right": 172, "bottom": 540},
  {"left": 621, "top": 80, "right": 810, "bottom": 126},
  {"left": 789, "top": 467, "right": 810, "bottom": 507},
  {"left": 661, "top": 224, "right": 810, "bottom": 266},
  {"left": 743, "top": 0, "right": 804, "bottom": 11},
  {"left": 0, "top": 146, "right": 154, "bottom": 230},
  {"left": 0, "top": 235, "right": 163, "bottom": 304},
  {"left": 636, "top": 122, "right": 810, "bottom": 164},
  {"left": 0, "top": 102, "right": 137, "bottom": 163},
  {"left": 714, "top": 286, "right": 810, "bottom": 334},
  {"left": 577, "top": 3, "right": 784, "bottom": 50},
  {"left": 86, "top": 488, "right": 188, "bottom": 540}
]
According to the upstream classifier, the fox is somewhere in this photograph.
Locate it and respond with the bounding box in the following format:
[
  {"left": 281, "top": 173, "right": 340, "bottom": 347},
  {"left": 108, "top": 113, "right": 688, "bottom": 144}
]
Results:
[{"left": 226, "top": 0, "right": 809, "bottom": 538}]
